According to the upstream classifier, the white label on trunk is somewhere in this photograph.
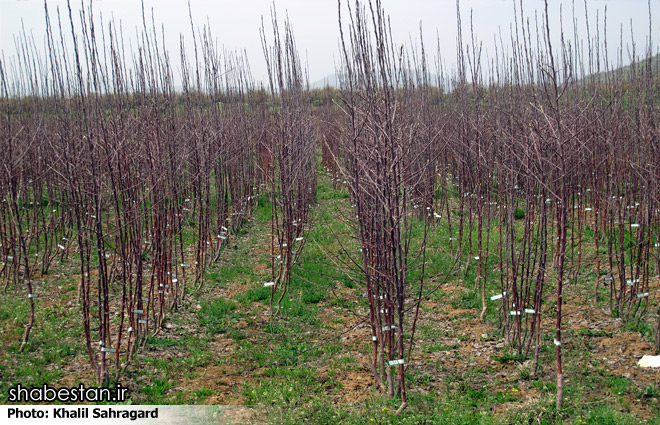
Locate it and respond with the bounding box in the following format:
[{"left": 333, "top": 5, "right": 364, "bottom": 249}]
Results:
[
  {"left": 387, "top": 358, "right": 405, "bottom": 366},
  {"left": 264, "top": 281, "right": 275, "bottom": 287},
  {"left": 490, "top": 292, "right": 506, "bottom": 301},
  {"left": 101, "top": 347, "right": 117, "bottom": 353},
  {"left": 524, "top": 308, "right": 536, "bottom": 314},
  {"left": 553, "top": 339, "right": 561, "bottom": 346},
  {"left": 636, "top": 292, "right": 649, "bottom": 298}
]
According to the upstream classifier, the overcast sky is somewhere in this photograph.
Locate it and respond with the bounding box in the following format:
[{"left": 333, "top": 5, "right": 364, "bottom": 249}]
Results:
[{"left": 1, "top": 0, "right": 657, "bottom": 86}]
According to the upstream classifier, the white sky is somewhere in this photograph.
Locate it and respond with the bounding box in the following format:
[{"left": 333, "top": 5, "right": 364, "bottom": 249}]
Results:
[{"left": 0, "top": 0, "right": 657, "bottom": 86}]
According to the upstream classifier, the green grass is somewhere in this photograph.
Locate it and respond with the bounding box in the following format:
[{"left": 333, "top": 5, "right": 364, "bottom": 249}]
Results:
[
  {"left": 198, "top": 298, "right": 238, "bottom": 333},
  {"left": 238, "top": 286, "right": 271, "bottom": 304},
  {"left": 492, "top": 351, "right": 525, "bottom": 364},
  {"left": 192, "top": 387, "right": 215, "bottom": 402},
  {"left": 242, "top": 367, "right": 325, "bottom": 406},
  {"left": 141, "top": 379, "right": 173, "bottom": 403},
  {"left": 0, "top": 292, "right": 83, "bottom": 402}
]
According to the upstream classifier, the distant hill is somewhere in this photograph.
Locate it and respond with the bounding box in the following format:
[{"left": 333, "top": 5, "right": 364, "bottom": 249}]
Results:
[
  {"left": 582, "top": 53, "right": 659, "bottom": 82},
  {"left": 310, "top": 74, "right": 341, "bottom": 89}
]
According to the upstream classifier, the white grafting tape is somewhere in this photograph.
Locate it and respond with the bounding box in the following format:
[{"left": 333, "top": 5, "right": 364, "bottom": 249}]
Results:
[
  {"left": 490, "top": 292, "right": 506, "bottom": 301},
  {"left": 638, "top": 355, "right": 660, "bottom": 368}
]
